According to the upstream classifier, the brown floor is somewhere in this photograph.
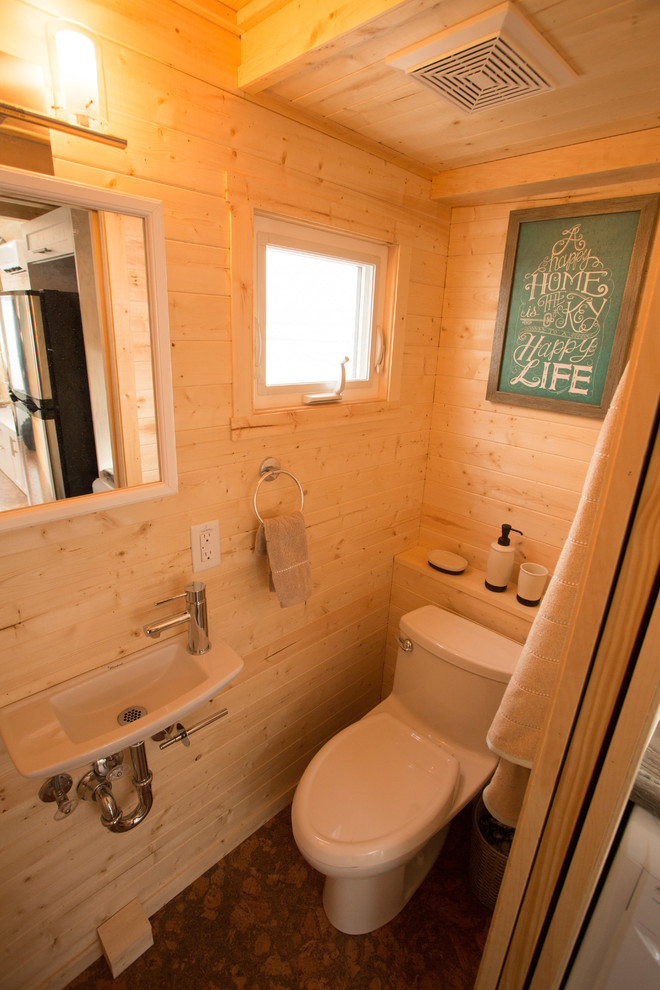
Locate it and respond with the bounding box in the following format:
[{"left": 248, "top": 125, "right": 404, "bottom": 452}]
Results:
[{"left": 67, "top": 803, "right": 492, "bottom": 990}]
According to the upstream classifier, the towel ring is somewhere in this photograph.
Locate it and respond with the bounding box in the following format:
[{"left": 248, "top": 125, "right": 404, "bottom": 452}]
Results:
[{"left": 254, "top": 459, "right": 304, "bottom": 525}]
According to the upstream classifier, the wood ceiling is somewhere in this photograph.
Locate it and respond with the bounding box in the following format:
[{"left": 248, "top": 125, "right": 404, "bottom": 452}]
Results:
[{"left": 201, "top": 1, "right": 660, "bottom": 193}]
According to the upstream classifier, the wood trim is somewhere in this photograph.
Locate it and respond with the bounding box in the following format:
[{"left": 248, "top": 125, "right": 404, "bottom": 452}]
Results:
[
  {"left": 384, "top": 243, "right": 410, "bottom": 404},
  {"left": 238, "top": 0, "right": 407, "bottom": 91},
  {"left": 475, "top": 202, "right": 660, "bottom": 990},
  {"left": 498, "top": 414, "right": 660, "bottom": 989},
  {"left": 237, "top": 0, "right": 290, "bottom": 33},
  {"left": 227, "top": 169, "right": 410, "bottom": 436},
  {"left": 229, "top": 399, "right": 400, "bottom": 438},
  {"left": 530, "top": 490, "right": 660, "bottom": 989},
  {"left": 228, "top": 173, "right": 255, "bottom": 422},
  {"left": 431, "top": 128, "right": 660, "bottom": 206},
  {"left": 173, "top": 0, "right": 242, "bottom": 35}
]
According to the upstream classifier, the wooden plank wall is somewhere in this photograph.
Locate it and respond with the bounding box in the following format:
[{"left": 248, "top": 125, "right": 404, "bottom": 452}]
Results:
[
  {"left": 420, "top": 201, "right": 605, "bottom": 575},
  {"left": 0, "top": 2, "right": 448, "bottom": 988},
  {"left": 1, "top": 2, "right": 658, "bottom": 987},
  {"left": 420, "top": 175, "right": 660, "bottom": 578},
  {"left": 403, "top": 179, "right": 659, "bottom": 686}
]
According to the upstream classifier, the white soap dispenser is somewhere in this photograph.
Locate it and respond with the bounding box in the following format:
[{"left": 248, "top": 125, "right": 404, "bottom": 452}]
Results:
[{"left": 485, "top": 523, "right": 522, "bottom": 592}]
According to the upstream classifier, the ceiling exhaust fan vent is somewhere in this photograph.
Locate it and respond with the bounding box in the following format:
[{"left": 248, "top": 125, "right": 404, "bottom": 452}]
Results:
[
  {"left": 411, "top": 35, "right": 551, "bottom": 113},
  {"left": 388, "top": 3, "right": 576, "bottom": 115}
]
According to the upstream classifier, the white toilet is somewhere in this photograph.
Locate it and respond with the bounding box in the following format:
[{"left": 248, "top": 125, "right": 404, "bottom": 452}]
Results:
[{"left": 291, "top": 604, "right": 521, "bottom": 934}]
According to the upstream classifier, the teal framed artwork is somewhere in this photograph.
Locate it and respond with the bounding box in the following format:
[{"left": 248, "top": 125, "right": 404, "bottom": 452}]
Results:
[{"left": 486, "top": 195, "right": 658, "bottom": 417}]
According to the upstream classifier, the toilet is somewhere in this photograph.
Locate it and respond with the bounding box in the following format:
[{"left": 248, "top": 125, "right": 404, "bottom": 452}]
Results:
[{"left": 291, "top": 604, "right": 521, "bottom": 934}]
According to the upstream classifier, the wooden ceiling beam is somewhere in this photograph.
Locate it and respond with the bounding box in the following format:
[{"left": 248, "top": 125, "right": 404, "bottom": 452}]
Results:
[
  {"left": 431, "top": 127, "right": 660, "bottom": 205},
  {"left": 238, "top": 0, "right": 409, "bottom": 92}
]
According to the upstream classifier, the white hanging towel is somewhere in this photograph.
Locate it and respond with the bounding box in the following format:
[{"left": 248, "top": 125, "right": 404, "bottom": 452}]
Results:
[{"left": 483, "top": 366, "right": 629, "bottom": 826}]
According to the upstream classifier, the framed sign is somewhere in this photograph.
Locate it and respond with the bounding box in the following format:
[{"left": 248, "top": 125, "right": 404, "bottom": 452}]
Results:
[{"left": 487, "top": 195, "right": 658, "bottom": 417}]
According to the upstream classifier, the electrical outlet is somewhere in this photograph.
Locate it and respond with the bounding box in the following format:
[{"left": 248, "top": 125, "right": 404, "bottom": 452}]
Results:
[
  {"left": 200, "top": 529, "right": 213, "bottom": 562},
  {"left": 191, "top": 521, "right": 220, "bottom": 572}
]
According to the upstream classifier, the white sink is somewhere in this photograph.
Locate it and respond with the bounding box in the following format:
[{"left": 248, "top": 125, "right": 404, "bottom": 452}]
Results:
[{"left": 0, "top": 638, "right": 243, "bottom": 778}]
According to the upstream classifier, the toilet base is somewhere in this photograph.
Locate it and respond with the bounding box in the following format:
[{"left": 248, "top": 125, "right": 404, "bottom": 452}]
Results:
[{"left": 322, "top": 824, "right": 450, "bottom": 934}]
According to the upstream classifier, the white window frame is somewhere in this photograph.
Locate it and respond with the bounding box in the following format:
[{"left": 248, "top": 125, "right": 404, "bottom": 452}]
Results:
[
  {"left": 227, "top": 171, "right": 411, "bottom": 438},
  {"left": 253, "top": 212, "right": 390, "bottom": 411}
]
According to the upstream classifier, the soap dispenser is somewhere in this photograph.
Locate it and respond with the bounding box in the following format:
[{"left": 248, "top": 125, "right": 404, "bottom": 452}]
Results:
[{"left": 485, "top": 524, "right": 522, "bottom": 592}]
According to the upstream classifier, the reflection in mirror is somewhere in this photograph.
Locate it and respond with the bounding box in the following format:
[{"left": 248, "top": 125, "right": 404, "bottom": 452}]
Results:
[{"left": 0, "top": 166, "right": 176, "bottom": 530}]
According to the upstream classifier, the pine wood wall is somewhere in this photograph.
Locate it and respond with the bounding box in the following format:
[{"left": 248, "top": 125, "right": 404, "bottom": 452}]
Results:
[
  {"left": 0, "top": 3, "right": 658, "bottom": 989},
  {"left": 422, "top": 202, "right": 604, "bottom": 574},
  {"left": 385, "top": 181, "right": 659, "bottom": 691},
  {"left": 421, "top": 179, "right": 660, "bottom": 577},
  {"left": 0, "top": 3, "right": 448, "bottom": 987}
]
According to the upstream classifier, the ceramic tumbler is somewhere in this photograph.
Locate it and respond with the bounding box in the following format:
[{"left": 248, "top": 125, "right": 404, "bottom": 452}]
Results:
[{"left": 517, "top": 563, "right": 548, "bottom": 606}]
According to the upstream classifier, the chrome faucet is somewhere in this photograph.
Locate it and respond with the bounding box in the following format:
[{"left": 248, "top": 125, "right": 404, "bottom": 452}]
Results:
[{"left": 143, "top": 581, "right": 210, "bottom": 655}]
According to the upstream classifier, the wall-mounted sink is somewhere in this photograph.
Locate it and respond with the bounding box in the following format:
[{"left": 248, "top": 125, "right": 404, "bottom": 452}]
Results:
[{"left": 0, "top": 637, "right": 244, "bottom": 778}]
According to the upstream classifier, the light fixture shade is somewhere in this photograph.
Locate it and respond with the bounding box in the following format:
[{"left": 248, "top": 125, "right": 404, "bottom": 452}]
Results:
[{"left": 45, "top": 19, "right": 108, "bottom": 130}]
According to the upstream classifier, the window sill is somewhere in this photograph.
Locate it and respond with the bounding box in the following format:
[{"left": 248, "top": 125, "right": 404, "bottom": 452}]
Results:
[{"left": 230, "top": 398, "right": 399, "bottom": 439}]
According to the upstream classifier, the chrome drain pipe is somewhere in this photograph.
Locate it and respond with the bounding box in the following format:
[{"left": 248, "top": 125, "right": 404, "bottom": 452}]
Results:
[{"left": 77, "top": 741, "right": 153, "bottom": 832}]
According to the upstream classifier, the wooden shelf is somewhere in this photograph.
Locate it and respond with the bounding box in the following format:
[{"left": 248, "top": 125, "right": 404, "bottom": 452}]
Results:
[{"left": 393, "top": 545, "right": 538, "bottom": 643}]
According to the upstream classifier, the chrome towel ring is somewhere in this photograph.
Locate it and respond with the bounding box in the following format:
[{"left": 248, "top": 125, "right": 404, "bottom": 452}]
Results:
[{"left": 253, "top": 457, "right": 304, "bottom": 525}]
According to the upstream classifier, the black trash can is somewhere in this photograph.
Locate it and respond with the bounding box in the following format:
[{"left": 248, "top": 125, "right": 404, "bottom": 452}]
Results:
[{"left": 468, "top": 795, "right": 515, "bottom": 910}]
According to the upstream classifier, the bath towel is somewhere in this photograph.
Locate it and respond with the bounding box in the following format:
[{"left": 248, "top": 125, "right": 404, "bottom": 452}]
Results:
[
  {"left": 255, "top": 511, "right": 312, "bottom": 608},
  {"left": 483, "top": 366, "right": 628, "bottom": 827}
]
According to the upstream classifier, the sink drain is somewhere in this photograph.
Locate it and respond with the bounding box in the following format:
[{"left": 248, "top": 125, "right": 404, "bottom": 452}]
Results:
[{"left": 117, "top": 705, "right": 148, "bottom": 726}]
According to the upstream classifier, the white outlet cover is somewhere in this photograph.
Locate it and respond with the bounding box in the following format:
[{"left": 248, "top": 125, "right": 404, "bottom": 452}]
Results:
[{"left": 191, "top": 520, "right": 221, "bottom": 571}]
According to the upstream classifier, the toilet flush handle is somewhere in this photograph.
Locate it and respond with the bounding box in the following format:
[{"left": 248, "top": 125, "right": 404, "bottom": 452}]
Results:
[{"left": 399, "top": 637, "right": 413, "bottom": 652}]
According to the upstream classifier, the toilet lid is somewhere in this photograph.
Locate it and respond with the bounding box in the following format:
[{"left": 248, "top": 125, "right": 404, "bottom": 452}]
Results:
[{"left": 293, "top": 712, "right": 459, "bottom": 870}]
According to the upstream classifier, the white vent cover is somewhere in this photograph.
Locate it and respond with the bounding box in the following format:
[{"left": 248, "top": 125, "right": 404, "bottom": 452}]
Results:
[{"left": 388, "top": 2, "right": 576, "bottom": 114}]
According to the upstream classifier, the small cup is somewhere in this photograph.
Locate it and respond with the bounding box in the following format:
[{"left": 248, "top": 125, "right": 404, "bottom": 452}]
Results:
[{"left": 517, "top": 563, "right": 548, "bottom": 607}]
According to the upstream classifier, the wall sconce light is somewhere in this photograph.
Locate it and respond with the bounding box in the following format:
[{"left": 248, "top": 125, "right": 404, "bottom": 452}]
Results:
[
  {"left": 0, "top": 27, "right": 125, "bottom": 148},
  {"left": 45, "top": 20, "right": 108, "bottom": 131}
]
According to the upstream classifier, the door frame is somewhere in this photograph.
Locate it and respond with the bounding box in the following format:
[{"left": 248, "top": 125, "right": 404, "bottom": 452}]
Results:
[{"left": 475, "top": 216, "right": 660, "bottom": 990}]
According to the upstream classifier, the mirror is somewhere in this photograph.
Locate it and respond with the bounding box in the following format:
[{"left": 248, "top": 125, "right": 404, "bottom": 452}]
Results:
[{"left": 0, "top": 165, "right": 176, "bottom": 531}]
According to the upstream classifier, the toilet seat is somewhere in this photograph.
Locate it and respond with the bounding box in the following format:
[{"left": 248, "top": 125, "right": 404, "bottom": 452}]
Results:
[{"left": 292, "top": 711, "right": 459, "bottom": 874}]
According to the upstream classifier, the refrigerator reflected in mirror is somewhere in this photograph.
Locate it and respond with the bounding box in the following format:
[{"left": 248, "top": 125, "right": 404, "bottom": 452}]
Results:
[{"left": 0, "top": 288, "right": 98, "bottom": 506}]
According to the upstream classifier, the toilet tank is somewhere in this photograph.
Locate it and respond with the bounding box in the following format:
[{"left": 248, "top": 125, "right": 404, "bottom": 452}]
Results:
[{"left": 393, "top": 605, "right": 521, "bottom": 753}]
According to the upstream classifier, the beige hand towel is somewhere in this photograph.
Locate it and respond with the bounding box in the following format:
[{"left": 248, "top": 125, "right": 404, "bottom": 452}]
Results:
[
  {"left": 255, "top": 511, "right": 312, "bottom": 608},
  {"left": 483, "top": 366, "right": 628, "bottom": 826}
]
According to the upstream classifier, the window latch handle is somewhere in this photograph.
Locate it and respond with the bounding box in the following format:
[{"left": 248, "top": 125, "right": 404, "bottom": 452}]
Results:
[
  {"left": 254, "top": 318, "right": 262, "bottom": 369},
  {"left": 375, "top": 327, "right": 385, "bottom": 373},
  {"left": 302, "top": 356, "right": 349, "bottom": 405},
  {"left": 335, "top": 356, "right": 349, "bottom": 398}
]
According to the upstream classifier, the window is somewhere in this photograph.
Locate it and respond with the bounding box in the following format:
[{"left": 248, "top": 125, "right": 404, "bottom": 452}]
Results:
[{"left": 253, "top": 213, "right": 389, "bottom": 409}]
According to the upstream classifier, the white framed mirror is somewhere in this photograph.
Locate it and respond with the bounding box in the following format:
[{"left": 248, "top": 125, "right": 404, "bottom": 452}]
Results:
[{"left": 0, "top": 165, "right": 177, "bottom": 531}]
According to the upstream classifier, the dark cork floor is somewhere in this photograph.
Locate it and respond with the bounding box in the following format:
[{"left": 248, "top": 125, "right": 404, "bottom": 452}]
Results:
[{"left": 67, "top": 803, "right": 492, "bottom": 990}]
